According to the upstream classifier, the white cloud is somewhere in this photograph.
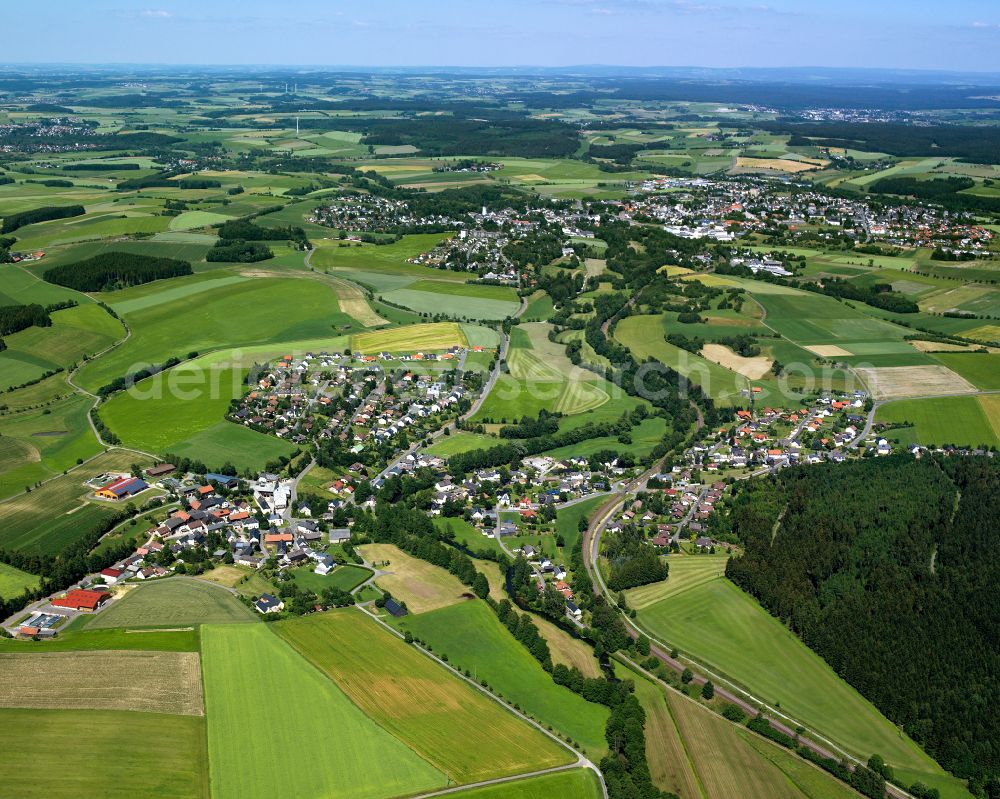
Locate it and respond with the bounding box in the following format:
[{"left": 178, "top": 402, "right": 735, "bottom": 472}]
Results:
[{"left": 140, "top": 9, "right": 172, "bottom": 18}]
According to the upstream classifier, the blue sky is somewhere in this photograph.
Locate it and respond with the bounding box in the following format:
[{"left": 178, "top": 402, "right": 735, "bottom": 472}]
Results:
[{"left": 6, "top": 0, "right": 1000, "bottom": 71}]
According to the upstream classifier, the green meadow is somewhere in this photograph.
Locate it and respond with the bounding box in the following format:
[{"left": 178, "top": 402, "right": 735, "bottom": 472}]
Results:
[
  {"left": 0, "top": 708, "right": 208, "bottom": 799},
  {"left": 445, "top": 769, "right": 603, "bottom": 799},
  {"left": 0, "top": 302, "right": 123, "bottom": 389},
  {"left": 100, "top": 364, "right": 296, "bottom": 470},
  {"left": 0, "top": 393, "right": 104, "bottom": 499},
  {"left": 74, "top": 273, "right": 358, "bottom": 394},
  {"left": 396, "top": 600, "right": 610, "bottom": 756},
  {"left": 0, "top": 560, "right": 41, "bottom": 599},
  {"left": 87, "top": 578, "right": 258, "bottom": 629},
  {"left": 628, "top": 573, "right": 962, "bottom": 795},
  {"left": 876, "top": 395, "right": 1000, "bottom": 448},
  {"left": 202, "top": 623, "right": 446, "bottom": 799}
]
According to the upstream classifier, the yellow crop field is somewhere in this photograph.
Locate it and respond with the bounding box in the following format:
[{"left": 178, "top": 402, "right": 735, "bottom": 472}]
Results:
[{"left": 351, "top": 322, "right": 467, "bottom": 353}]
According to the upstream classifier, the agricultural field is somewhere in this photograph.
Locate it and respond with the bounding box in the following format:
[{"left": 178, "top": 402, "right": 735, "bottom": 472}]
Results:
[
  {"left": 87, "top": 578, "right": 258, "bottom": 629},
  {"left": 0, "top": 448, "right": 153, "bottom": 554},
  {"left": 202, "top": 622, "right": 446, "bottom": 799},
  {"left": 930, "top": 352, "right": 1000, "bottom": 390},
  {"left": 350, "top": 321, "right": 467, "bottom": 353},
  {"left": 276, "top": 610, "right": 572, "bottom": 783},
  {"left": 0, "top": 650, "right": 204, "bottom": 715},
  {"left": 0, "top": 560, "right": 41, "bottom": 599},
  {"left": 100, "top": 364, "right": 296, "bottom": 470},
  {"left": 0, "top": 625, "right": 200, "bottom": 653},
  {"left": 0, "top": 708, "right": 208, "bottom": 799},
  {"left": 396, "top": 599, "right": 610, "bottom": 755},
  {"left": 474, "top": 323, "right": 616, "bottom": 421},
  {"left": 443, "top": 769, "right": 603, "bottom": 799},
  {"left": 0, "top": 395, "right": 106, "bottom": 499},
  {"left": 73, "top": 273, "right": 360, "bottom": 394},
  {"left": 876, "top": 395, "right": 1000, "bottom": 448},
  {"left": 629, "top": 664, "right": 857, "bottom": 799},
  {"left": 630, "top": 574, "right": 960, "bottom": 794},
  {"left": 311, "top": 234, "right": 519, "bottom": 319},
  {"left": 0, "top": 302, "right": 123, "bottom": 390},
  {"left": 358, "top": 542, "right": 473, "bottom": 613}
]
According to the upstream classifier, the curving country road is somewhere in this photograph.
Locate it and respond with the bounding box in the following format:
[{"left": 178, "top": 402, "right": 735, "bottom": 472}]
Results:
[{"left": 579, "top": 464, "right": 917, "bottom": 799}]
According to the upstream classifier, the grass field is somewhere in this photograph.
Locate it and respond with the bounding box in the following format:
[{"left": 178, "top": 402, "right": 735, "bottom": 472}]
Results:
[
  {"left": 442, "top": 769, "right": 603, "bottom": 799},
  {"left": 289, "top": 563, "right": 372, "bottom": 595},
  {"left": 532, "top": 612, "right": 602, "bottom": 678},
  {"left": 100, "top": 364, "right": 296, "bottom": 470},
  {"left": 276, "top": 610, "right": 572, "bottom": 784},
  {"left": 0, "top": 560, "right": 41, "bottom": 599},
  {"left": 474, "top": 324, "right": 616, "bottom": 420},
  {"left": 396, "top": 600, "right": 610, "bottom": 755},
  {"left": 0, "top": 302, "right": 124, "bottom": 390},
  {"left": 930, "top": 353, "right": 1000, "bottom": 390},
  {"left": 0, "top": 626, "right": 199, "bottom": 653},
  {"left": 425, "top": 431, "right": 500, "bottom": 457},
  {"left": 358, "top": 543, "right": 472, "bottom": 613},
  {"left": 876, "top": 395, "right": 1000, "bottom": 448},
  {"left": 0, "top": 394, "right": 105, "bottom": 499},
  {"left": 626, "top": 659, "right": 864, "bottom": 799},
  {"left": 202, "top": 622, "right": 445, "bottom": 799},
  {"left": 0, "top": 650, "right": 203, "bottom": 715},
  {"left": 0, "top": 449, "right": 153, "bottom": 554},
  {"left": 74, "top": 274, "right": 358, "bottom": 394},
  {"left": 351, "top": 321, "right": 467, "bottom": 353},
  {"left": 87, "top": 578, "right": 258, "bottom": 628},
  {"left": 0, "top": 708, "right": 208, "bottom": 799},
  {"left": 630, "top": 576, "right": 958, "bottom": 792}
]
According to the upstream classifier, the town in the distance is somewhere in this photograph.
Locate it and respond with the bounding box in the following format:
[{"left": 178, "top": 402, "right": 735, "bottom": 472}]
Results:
[{"left": 0, "top": 49, "right": 997, "bottom": 799}]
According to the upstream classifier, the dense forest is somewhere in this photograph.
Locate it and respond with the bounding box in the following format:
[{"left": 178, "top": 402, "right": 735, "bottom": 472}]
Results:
[
  {"left": 0, "top": 303, "right": 51, "bottom": 336},
  {"left": 723, "top": 455, "right": 999, "bottom": 788},
  {"left": 757, "top": 120, "right": 1000, "bottom": 164},
  {"left": 1, "top": 203, "right": 84, "bottom": 233},
  {"left": 293, "top": 114, "right": 580, "bottom": 158},
  {"left": 44, "top": 251, "right": 192, "bottom": 291},
  {"left": 868, "top": 176, "right": 1000, "bottom": 215}
]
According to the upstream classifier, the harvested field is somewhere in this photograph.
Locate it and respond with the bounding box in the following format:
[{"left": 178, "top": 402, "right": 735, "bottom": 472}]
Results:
[
  {"left": 856, "top": 364, "right": 976, "bottom": 400},
  {"left": 701, "top": 343, "right": 772, "bottom": 379},
  {"left": 804, "top": 344, "right": 853, "bottom": 357},
  {"left": 964, "top": 324, "right": 1000, "bottom": 343},
  {"left": 910, "top": 340, "right": 998, "bottom": 353},
  {"left": 359, "top": 543, "right": 472, "bottom": 613},
  {"left": 0, "top": 650, "right": 203, "bottom": 715},
  {"left": 326, "top": 274, "right": 387, "bottom": 327},
  {"left": 735, "top": 156, "right": 826, "bottom": 173}
]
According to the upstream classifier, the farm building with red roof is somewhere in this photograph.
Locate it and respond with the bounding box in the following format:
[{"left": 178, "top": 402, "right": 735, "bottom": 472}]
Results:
[{"left": 51, "top": 589, "right": 110, "bottom": 611}]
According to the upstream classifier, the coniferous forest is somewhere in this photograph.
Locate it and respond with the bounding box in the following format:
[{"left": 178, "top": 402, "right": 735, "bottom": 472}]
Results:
[{"left": 724, "top": 455, "right": 999, "bottom": 787}]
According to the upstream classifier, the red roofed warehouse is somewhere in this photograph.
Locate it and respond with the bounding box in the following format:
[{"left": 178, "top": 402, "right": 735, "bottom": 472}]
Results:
[
  {"left": 95, "top": 476, "right": 148, "bottom": 501},
  {"left": 51, "top": 589, "right": 110, "bottom": 611}
]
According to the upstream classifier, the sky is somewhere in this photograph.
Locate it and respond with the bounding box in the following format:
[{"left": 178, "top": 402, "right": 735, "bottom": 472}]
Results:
[{"left": 5, "top": 0, "right": 1000, "bottom": 72}]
